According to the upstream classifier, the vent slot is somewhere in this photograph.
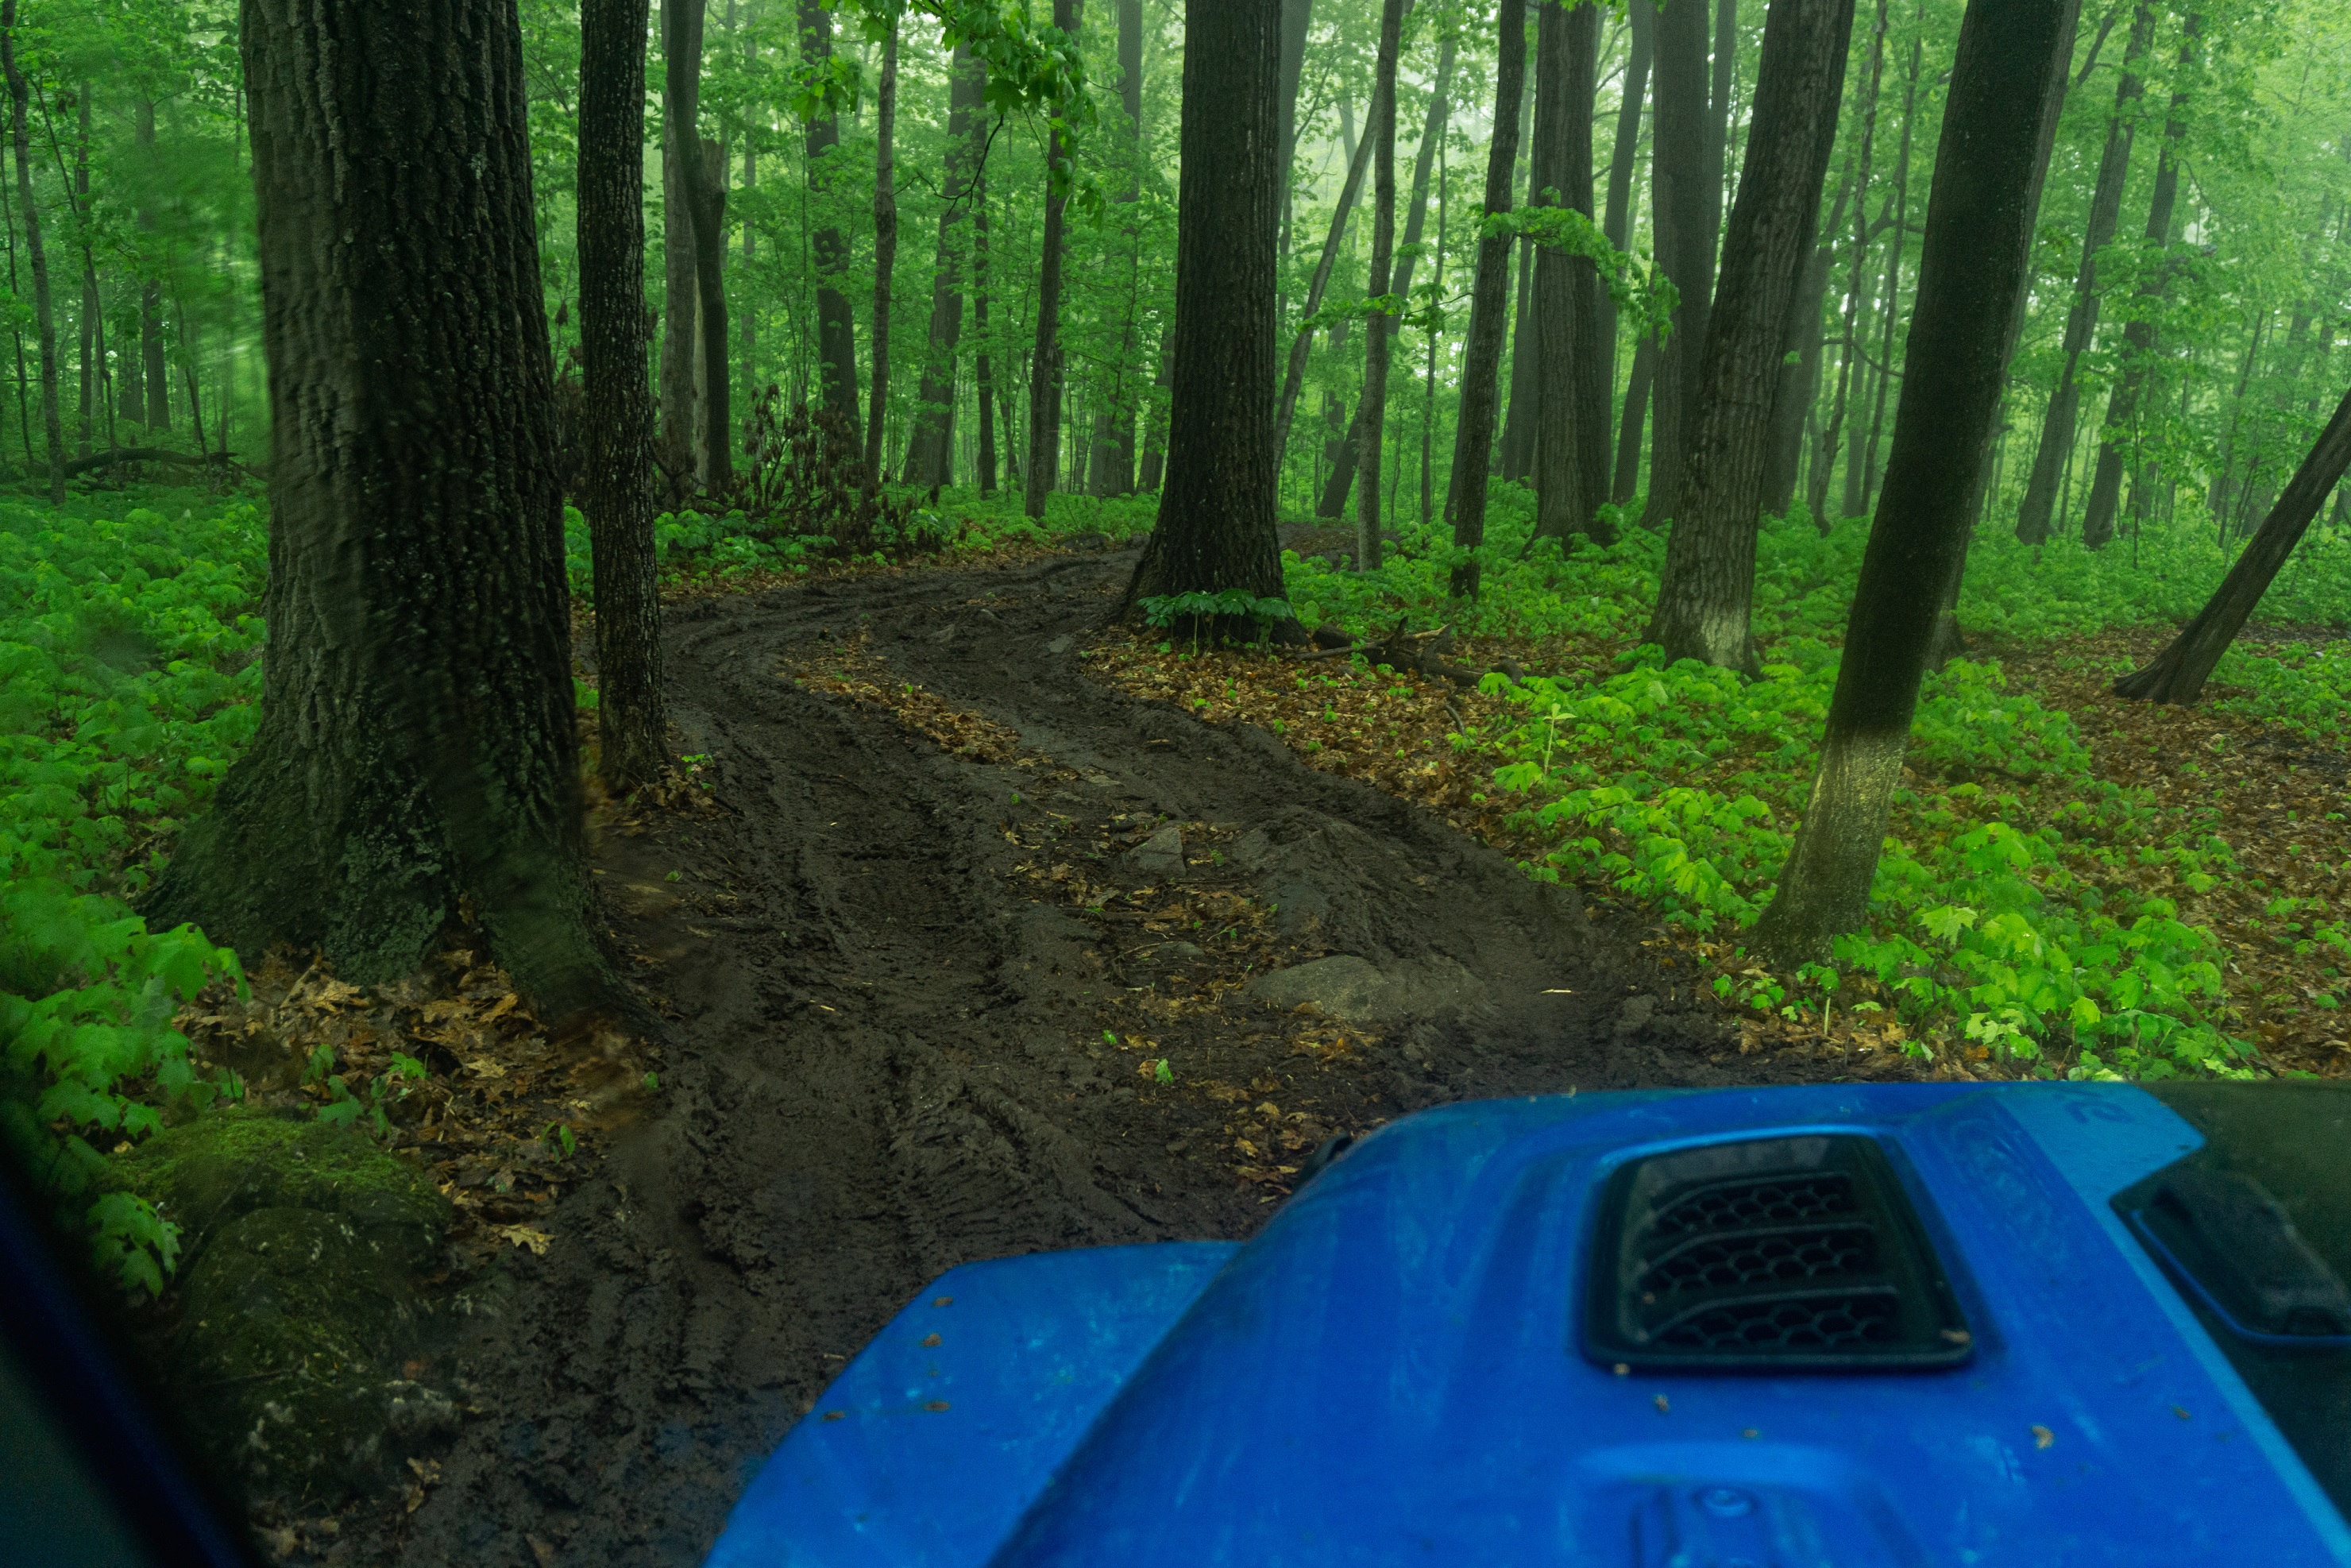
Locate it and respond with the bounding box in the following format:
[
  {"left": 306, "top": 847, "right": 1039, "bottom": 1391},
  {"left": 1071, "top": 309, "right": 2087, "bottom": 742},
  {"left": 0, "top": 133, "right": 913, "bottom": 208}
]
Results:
[{"left": 1583, "top": 1135, "right": 1973, "bottom": 1371}]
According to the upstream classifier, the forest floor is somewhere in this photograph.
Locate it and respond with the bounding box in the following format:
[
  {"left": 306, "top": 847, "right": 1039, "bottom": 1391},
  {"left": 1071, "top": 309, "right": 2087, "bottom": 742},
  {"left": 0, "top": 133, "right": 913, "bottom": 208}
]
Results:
[{"left": 325, "top": 542, "right": 1919, "bottom": 1567}]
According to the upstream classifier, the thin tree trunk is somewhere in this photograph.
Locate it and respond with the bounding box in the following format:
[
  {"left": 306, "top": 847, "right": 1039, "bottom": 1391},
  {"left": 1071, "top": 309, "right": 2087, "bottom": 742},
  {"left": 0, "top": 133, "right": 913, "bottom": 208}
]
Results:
[
  {"left": 1646, "top": 0, "right": 1855, "bottom": 671},
  {"left": 1272, "top": 105, "right": 1376, "bottom": 455},
  {"left": 1137, "top": 336, "right": 1170, "bottom": 490},
  {"left": 1705, "top": 0, "right": 1736, "bottom": 278},
  {"left": 1859, "top": 17, "right": 1924, "bottom": 512},
  {"left": 973, "top": 148, "right": 998, "bottom": 495},
  {"left": 687, "top": 135, "right": 730, "bottom": 488},
  {"left": 2, "top": 2, "right": 61, "bottom": 503},
  {"left": 2115, "top": 381, "right": 2351, "bottom": 702},
  {"left": 580, "top": 0, "right": 665, "bottom": 793},
  {"left": 864, "top": 18, "right": 897, "bottom": 479},
  {"left": 1025, "top": 0, "right": 1079, "bottom": 519},
  {"left": 659, "top": 0, "right": 703, "bottom": 488},
  {"left": 1808, "top": 0, "right": 1886, "bottom": 523},
  {"left": 150, "top": 0, "right": 627, "bottom": 1027},
  {"left": 73, "top": 87, "right": 91, "bottom": 462},
  {"left": 1642, "top": 0, "right": 1716, "bottom": 528},
  {"left": 903, "top": 44, "right": 982, "bottom": 486},
  {"left": 1600, "top": 0, "right": 1653, "bottom": 500},
  {"left": 1446, "top": 0, "right": 1528, "bottom": 596},
  {"left": 740, "top": 139, "right": 755, "bottom": 397},
  {"left": 1355, "top": 0, "right": 1405, "bottom": 574},
  {"left": 137, "top": 98, "right": 167, "bottom": 429},
  {"left": 1755, "top": 0, "right": 2081, "bottom": 964},
  {"left": 1094, "top": 0, "right": 1145, "bottom": 496},
  {"left": 802, "top": 0, "right": 856, "bottom": 419},
  {"left": 0, "top": 126, "right": 30, "bottom": 467},
  {"left": 1762, "top": 169, "right": 1848, "bottom": 519},
  {"left": 2015, "top": 0, "right": 2151, "bottom": 543},
  {"left": 1121, "top": 0, "right": 1284, "bottom": 617},
  {"left": 1498, "top": 81, "right": 1538, "bottom": 483},
  {"left": 2080, "top": 14, "right": 2199, "bottom": 549}
]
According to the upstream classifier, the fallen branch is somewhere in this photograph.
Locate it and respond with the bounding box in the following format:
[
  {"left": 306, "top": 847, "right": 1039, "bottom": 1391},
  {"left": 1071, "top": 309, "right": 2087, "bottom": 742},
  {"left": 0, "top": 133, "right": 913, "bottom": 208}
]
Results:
[{"left": 56, "top": 446, "right": 252, "bottom": 481}]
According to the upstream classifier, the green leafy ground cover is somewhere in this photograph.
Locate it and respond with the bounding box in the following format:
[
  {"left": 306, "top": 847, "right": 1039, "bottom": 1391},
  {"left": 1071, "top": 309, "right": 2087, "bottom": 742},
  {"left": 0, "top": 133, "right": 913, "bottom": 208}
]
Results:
[{"left": 1278, "top": 489, "right": 2351, "bottom": 1080}]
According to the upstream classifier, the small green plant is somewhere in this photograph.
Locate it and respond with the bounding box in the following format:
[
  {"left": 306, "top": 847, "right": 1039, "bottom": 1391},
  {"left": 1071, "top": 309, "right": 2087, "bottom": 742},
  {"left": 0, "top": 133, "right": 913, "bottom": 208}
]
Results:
[
  {"left": 543, "top": 1121, "right": 578, "bottom": 1160},
  {"left": 1136, "top": 591, "right": 1295, "bottom": 655},
  {"left": 1153, "top": 1057, "right": 1174, "bottom": 1086}
]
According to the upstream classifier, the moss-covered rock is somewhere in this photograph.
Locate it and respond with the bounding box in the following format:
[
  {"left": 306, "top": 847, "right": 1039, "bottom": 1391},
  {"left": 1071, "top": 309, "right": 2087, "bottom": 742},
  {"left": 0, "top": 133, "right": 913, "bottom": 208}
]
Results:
[{"left": 105, "top": 1110, "right": 455, "bottom": 1497}]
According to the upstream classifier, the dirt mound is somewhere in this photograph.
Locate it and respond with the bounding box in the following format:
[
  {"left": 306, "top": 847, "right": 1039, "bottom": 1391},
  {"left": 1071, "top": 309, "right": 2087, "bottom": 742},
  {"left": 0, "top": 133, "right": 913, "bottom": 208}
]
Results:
[{"left": 347, "top": 548, "right": 1855, "bottom": 1566}]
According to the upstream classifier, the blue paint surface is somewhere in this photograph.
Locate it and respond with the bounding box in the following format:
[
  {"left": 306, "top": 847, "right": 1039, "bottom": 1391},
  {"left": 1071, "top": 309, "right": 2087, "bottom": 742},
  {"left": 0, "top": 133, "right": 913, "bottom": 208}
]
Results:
[{"left": 707, "top": 1084, "right": 2351, "bottom": 1566}]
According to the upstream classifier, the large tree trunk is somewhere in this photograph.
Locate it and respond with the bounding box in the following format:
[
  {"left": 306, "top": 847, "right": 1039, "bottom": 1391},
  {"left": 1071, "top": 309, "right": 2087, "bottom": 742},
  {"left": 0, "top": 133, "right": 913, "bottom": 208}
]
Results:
[
  {"left": 864, "top": 19, "right": 898, "bottom": 480},
  {"left": 2, "top": 2, "right": 61, "bottom": 503},
  {"left": 902, "top": 45, "right": 982, "bottom": 487},
  {"left": 1354, "top": 0, "right": 1406, "bottom": 574},
  {"left": 2080, "top": 14, "right": 2198, "bottom": 550},
  {"left": 802, "top": 0, "right": 856, "bottom": 419},
  {"left": 1645, "top": 0, "right": 1855, "bottom": 671},
  {"left": 1025, "top": 0, "right": 1080, "bottom": 519},
  {"left": 658, "top": 0, "right": 702, "bottom": 488},
  {"left": 1498, "top": 84, "right": 1538, "bottom": 485},
  {"left": 1642, "top": 0, "right": 1716, "bottom": 529},
  {"left": 1762, "top": 171, "right": 1849, "bottom": 518},
  {"left": 136, "top": 98, "right": 167, "bottom": 429},
  {"left": 2013, "top": 2, "right": 2151, "bottom": 543},
  {"left": 579, "top": 0, "right": 665, "bottom": 794},
  {"left": 1445, "top": 0, "right": 1528, "bottom": 596},
  {"left": 1755, "top": 0, "right": 2080, "bottom": 964},
  {"left": 1121, "top": 0, "right": 1283, "bottom": 616},
  {"left": 2114, "top": 382, "right": 2351, "bottom": 704},
  {"left": 1278, "top": 0, "right": 1313, "bottom": 187},
  {"left": 149, "top": 0, "right": 627, "bottom": 1028}
]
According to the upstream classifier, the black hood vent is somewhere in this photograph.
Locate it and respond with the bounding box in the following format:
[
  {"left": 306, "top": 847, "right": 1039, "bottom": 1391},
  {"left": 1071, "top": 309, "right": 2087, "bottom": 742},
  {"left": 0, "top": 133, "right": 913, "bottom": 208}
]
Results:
[{"left": 1583, "top": 1134, "right": 1974, "bottom": 1371}]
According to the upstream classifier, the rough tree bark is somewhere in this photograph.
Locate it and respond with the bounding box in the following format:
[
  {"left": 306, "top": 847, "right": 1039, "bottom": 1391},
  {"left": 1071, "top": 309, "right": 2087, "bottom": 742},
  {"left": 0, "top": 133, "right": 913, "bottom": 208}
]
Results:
[
  {"left": 1120, "top": 0, "right": 1284, "bottom": 617},
  {"left": 579, "top": 0, "right": 664, "bottom": 793},
  {"left": 1755, "top": 0, "right": 2081, "bottom": 964},
  {"left": 1643, "top": 0, "right": 1716, "bottom": 529},
  {"left": 1024, "top": 0, "right": 1080, "bottom": 519},
  {"left": 801, "top": 0, "right": 856, "bottom": 419},
  {"left": 1353, "top": 0, "right": 1406, "bottom": 574},
  {"left": 1645, "top": 0, "right": 1855, "bottom": 670},
  {"left": 865, "top": 19, "right": 898, "bottom": 479},
  {"left": 902, "top": 44, "right": 982, "bottom": 487},
  {"left": 658, "top": 0, "right": 703, "bottom": 485},
  {"left": 148, "top": 0, "right": 630, "bottom": 1028},
  {"left": 2113, "top": 383, "right": 2351, "bottom": 703},
  {"left": 2013, "top": 1, "right": 2150, "bottom": 543},
  {"left": 1, "top": 1, "right": 60, "bottom": 503},
  {"left": 1446, "top": 0, "right": 1528, "bottom": 597},
  {"left": 2080, "top": 14, "right": 2197, "bottom": 549}
]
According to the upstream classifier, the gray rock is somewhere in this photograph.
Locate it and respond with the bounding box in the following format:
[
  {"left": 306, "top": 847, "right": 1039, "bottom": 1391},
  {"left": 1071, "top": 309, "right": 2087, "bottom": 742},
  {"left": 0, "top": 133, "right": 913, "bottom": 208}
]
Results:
[
  {"left": 1244, "top": 954, "right": 1488, "bottom": 1025},
  {"left": 1230, "top": 828, "right": 1273, "bottom": 869},
  {"left": 1126, "top": 824, "right": 1184, "bottom": 880},
  {"left": 1045, "top": 633, "right": 1075, "bottom": 655}
]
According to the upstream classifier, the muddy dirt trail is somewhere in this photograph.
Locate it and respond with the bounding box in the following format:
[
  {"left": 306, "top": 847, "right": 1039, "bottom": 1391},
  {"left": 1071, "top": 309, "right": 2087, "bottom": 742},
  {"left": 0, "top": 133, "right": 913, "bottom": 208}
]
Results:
[{"left": 363, "top": 547, "right": 1854, "bottom": 1566}]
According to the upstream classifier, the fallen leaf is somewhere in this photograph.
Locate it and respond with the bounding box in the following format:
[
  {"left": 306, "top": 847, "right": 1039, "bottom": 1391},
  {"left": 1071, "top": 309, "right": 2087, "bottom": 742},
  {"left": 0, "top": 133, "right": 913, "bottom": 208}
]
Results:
[
  {"left": 491, "top": 1224, "right": 552, "bottom": 1255},
  {"left": 2031, "top": 1423, "right": 2054, "bottom": 1450}
]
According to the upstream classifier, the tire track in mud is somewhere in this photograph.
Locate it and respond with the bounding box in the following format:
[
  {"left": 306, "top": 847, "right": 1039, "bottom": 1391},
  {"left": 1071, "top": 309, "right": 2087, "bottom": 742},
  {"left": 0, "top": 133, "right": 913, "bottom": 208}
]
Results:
[{"left": 364, "top": 548, "right": 1824, "bottom": 1566}]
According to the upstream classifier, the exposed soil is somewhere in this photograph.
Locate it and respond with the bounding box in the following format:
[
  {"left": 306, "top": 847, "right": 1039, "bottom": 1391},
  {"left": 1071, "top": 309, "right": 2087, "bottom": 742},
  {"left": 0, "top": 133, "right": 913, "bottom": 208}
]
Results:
[{"left": 341, "top": 546, "right": 1877, "bottom": 1566}]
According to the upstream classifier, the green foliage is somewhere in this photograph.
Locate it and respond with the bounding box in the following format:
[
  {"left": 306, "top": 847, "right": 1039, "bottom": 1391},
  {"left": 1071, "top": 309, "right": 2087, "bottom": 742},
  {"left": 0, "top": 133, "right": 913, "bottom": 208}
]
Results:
[
  {"left": 1291, "top": 492, "right": 2351, "bottom": 1079},
  {"left": 1137, "top": 589, "right": 1293, "bottom": 654},
  {"left": 0, "top": 492, "right": 261, "bottom": 1291}
]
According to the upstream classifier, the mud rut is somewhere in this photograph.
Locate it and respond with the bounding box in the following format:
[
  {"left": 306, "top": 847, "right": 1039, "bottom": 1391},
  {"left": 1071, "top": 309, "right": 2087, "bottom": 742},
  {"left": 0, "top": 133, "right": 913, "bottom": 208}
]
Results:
[{"left": 363, "top": 547, "right": 1847, "bottom": 1566}]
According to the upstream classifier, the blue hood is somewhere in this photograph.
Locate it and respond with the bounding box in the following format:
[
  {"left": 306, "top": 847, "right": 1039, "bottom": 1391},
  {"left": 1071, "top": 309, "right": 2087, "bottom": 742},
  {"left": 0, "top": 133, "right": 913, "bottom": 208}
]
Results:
[{"left": 708, "top": 1083, "right": 2351, "bottom": 1566}]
